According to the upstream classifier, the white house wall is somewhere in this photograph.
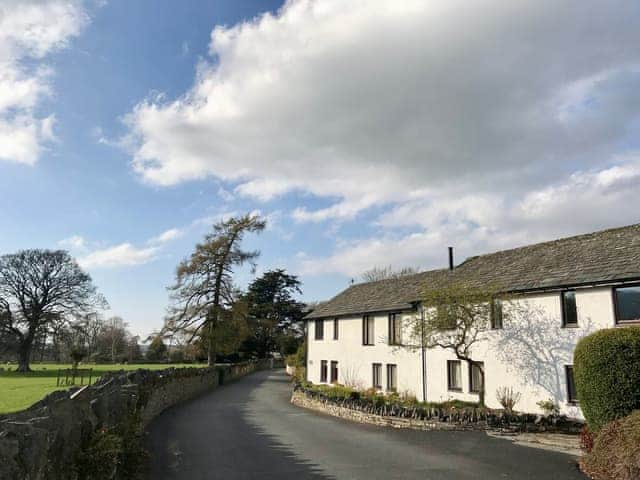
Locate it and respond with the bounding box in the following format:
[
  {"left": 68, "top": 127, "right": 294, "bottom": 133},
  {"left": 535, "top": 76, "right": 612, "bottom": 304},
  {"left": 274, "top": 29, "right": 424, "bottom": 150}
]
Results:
[{"left": 307, "top": 286, "right": 616, "bottom": 418}]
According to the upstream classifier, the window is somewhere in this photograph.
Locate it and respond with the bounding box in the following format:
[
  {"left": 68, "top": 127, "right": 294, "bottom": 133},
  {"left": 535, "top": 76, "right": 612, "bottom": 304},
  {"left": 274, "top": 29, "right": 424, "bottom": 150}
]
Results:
[
  {"left": 436, "top": 305, "right": 457, "bottom": 330},
  {"left": 614, "top": 285, "right": 640, "bottom": 323},
  {"left": 566, "top": 365, "right": 578, "bottom": 404},
  {"left": 469, "top": 362, "right": 484, "bottom": 393},
  {"left": 447, "top": 360, "right": 462, "bottom": 391},
  {"left": 315, "top": 319, "right": 324, "bottom": 340},
  {"left": 386, "top": 364, "right": 397, "bottom": 392},
  {"left": 330, "top": 361, "right": 339, "bottom": 383},
  {"left": 333, "top": 318, "right": 339, "bottom": 340},
  {"left": 320, "top": 360, "right": 328, "bottom": 382},
  {"left": 490, "top": 299, "right": 503, "bottom": 329},
  {"left": 362, "top": 315, "right": 375, "bottom": 345},
  {"left": 388, "top": 313, "right": 402, "bottom": 345},
  {"left": 372, "top": 363, "right": 382, "bottom": 389},
  {"left": 561, "top": 291, "right": 578, "bottom": 327}
]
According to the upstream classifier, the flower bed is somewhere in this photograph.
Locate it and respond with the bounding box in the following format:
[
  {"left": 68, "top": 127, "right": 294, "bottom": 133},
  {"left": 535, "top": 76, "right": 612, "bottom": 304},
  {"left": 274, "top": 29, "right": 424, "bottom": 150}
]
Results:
[{"left": 293, "top": 382, "right": 584, "bottom": 433}]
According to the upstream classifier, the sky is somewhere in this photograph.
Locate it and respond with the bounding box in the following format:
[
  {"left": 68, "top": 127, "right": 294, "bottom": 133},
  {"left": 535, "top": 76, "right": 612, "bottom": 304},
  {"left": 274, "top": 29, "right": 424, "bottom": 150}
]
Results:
[{"left": 0, "top": 0, "right": 639, "bottom": 337}]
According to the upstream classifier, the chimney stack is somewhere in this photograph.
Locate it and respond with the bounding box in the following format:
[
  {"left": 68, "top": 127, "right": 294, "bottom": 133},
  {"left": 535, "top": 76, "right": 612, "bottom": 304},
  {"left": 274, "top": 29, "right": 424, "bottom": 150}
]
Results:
[{"left": 448, "top": 246, "right": 454, "bottom": 270}]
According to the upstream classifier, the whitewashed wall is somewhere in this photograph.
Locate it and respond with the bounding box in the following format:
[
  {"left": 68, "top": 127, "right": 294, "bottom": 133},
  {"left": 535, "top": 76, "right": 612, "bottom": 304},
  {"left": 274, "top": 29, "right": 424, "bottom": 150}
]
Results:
[{"left": 307, "top": 286, "right": 616, "bottom": 418}]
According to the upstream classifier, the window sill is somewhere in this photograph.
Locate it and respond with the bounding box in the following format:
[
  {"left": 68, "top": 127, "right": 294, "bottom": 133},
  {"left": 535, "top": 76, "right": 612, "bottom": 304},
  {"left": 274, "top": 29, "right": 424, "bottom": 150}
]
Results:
[
  {"left": 362, "top": 343, "right": 375, "bottom": 346},
  {"left": 448, "top": 388, "right": 462, "bottom": 392},
  {"left": 561, "top": 324, "right": 579, "bottom": 329},
  {"left": 616, "top": 320, "right": 640, "bottom": 326}
]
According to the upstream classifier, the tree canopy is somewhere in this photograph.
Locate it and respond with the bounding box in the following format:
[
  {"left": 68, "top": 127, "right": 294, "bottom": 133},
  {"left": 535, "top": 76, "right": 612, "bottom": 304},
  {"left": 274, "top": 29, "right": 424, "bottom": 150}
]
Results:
[
  {"left": 166, "top": 213, "right": 266, "bottom": 365},
  {"left": 0, "top": 249, "right": 105, "bottom": 371}
]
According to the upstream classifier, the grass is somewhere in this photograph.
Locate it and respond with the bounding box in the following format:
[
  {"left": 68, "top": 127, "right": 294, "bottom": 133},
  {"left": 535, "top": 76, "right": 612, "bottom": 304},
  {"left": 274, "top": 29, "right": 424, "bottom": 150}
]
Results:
[{"left": 0, "top": 362, "right": 207, "bottom": 414}]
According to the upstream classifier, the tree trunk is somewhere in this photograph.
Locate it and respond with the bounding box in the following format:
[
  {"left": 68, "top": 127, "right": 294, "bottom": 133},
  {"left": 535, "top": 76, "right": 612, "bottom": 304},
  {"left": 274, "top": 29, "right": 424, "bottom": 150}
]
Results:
[{"left": 17, "top": 342, "right": 32, "bottom": 372}]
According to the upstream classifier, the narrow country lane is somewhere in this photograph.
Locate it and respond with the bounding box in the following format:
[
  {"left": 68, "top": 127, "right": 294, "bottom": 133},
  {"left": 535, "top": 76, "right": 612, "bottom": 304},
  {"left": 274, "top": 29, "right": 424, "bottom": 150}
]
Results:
[{"left": 146, "top": 369, "right": 586, "bottom": 480}]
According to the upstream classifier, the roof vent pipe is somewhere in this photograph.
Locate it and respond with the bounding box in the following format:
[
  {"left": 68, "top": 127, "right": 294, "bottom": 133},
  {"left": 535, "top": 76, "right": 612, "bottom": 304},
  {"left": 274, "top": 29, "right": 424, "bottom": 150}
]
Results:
[{"left": 448, "top": 247, "right": 454, "bottom": 271}]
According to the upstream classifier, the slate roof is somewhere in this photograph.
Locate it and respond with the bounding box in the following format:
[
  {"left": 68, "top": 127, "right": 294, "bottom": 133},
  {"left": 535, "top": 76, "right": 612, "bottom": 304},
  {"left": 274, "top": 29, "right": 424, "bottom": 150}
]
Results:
[{"left": 306, "top": 223, "right": 640, "bottom": 319}]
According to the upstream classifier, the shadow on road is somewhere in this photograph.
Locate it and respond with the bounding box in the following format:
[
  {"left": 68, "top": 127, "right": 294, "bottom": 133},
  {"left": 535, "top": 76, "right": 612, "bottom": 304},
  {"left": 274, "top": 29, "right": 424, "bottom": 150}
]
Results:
[{"left": 145, "top": 370, "right": 333, "bottom": 480}]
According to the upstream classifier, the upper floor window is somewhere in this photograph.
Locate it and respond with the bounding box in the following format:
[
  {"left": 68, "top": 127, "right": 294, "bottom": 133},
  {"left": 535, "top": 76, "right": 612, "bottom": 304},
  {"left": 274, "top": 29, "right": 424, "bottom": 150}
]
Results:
[
  {"left": 561, "top": 291, "right": 578, "bottom": 327},
  {"left": 372, "top": 363, "right": 382, "bottom": 389},
  {"left": 333, "top": 318, "right": 339, "bottom": 340},
  {"left": 566, "top": 365, "right": 578, "bottom": 404},
  {"left": 363, "top": 315, "right": 375, "bottom": 345},
  {"left": 436, "top": 305, "right": 457, "bottom": 330},
  {"left": 386, "top": 364, "right": 397, "bottom": 392},
  {"left": 388, "top": 313, "right": 402, "bottom": 345},
  {"left": 315, "top": 319, "right": 324, "bottom": 340},
  {"left": 490, "top": 299, "right": 503, "bottom": 329},
  {"left": 447, "top": 360, "right": 462, "bottom": 391},
  {"left": 614, "top": 285, "right": 640, "bottom": 323}
]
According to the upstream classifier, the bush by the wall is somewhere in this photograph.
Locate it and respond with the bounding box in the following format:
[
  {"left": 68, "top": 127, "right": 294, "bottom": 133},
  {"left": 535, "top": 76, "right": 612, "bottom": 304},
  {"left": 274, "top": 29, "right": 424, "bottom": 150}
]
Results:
[
  {"left": 580, "top": 410, "right": 640, "bottom": 480},
  {"left": 573, "top": 327, "right": 640, "bottom": 431}
]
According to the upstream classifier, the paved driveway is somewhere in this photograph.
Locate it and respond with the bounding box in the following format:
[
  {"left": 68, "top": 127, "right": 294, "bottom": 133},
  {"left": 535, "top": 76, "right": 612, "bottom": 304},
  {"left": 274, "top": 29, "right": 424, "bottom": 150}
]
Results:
[{"left": 146, "top": 369, "right": 586, "bottom": 480}]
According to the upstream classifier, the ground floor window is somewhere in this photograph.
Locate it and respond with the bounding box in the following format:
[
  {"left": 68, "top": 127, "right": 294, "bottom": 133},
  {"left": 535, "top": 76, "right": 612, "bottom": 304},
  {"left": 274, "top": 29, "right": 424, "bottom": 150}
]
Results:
[
  {"left": 566, "top": 365, "right": 578, "bottom": 404},
  {"left": 330, "top": 361, "right": 339, "bottom": 383},
  {"left": 320, "top": 360, "right": 328, "bottom": 382},
  {"left": 469, "top": 362, "right": 484, "bottom": 393},
  {"left": 386, "top": 364, "right": 397, "bottom": 392},
  {"left": 372, "top": 363, "right": 382, "bottom": 389},
  {"left": 447, "top": 360, "right": 462, "bottom": 391}
]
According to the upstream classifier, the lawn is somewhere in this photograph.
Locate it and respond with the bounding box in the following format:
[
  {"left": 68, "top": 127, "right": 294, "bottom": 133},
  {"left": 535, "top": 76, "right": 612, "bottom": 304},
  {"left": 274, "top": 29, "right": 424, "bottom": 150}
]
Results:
[{"left": 0, "top": 363, "right": 206, "bottom": 414}]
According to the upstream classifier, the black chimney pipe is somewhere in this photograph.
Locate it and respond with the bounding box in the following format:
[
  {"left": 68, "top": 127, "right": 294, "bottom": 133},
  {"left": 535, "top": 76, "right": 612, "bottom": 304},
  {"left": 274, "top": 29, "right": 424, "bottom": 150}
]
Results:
[{"left": 448, "top": 246, "right": 454, "bottom": 270}]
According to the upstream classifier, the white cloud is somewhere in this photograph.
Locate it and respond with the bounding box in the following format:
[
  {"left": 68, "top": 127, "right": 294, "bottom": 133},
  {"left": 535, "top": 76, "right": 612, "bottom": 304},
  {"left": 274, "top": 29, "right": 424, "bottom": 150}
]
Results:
[
  {"left": 125, "top": 0, "right": 640, "bottom": 219},
  {"left": 301, "top": 158, "right": 640, "bottom": 277},
  {"left": 58, "top": 234, "right": 87, "bottom": 250},
  {"left": 149, "top": 228, "right": 184, "bottom": 245},
  {"left": 78, "top": 243, "right": 159, "bottom": 269},
  {"left": 123, "top": 0, "right": 640, "bottom": 281},
  {"left": 0, "top": 0, "right": 87, "bottom": 164}
]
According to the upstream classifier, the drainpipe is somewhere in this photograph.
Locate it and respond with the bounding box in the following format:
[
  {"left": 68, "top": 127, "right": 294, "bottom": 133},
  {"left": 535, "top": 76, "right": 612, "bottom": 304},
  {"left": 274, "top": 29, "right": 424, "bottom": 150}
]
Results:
[{"left": 420, "top": 305, "right": 427, "bottom": 402}]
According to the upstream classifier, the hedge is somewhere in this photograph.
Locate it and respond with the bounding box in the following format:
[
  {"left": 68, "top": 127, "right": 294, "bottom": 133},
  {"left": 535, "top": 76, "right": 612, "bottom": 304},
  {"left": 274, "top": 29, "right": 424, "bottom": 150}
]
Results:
[
  {"left": 574, "top": 327, "right": 640, "bottom": 431},
  {"left": 580, "top": 410, "right": 640, "bottom": 480}
]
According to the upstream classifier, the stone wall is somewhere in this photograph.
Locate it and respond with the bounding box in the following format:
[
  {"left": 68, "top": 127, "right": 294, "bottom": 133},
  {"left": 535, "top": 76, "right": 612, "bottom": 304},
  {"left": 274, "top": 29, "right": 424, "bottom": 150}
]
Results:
[
  {"left": 291, "top": 390, "right": 476, "bottom": 431},
  {"left": 291, "top": 388, "right": 584, "bottom": 434},
  {"left": 0, "top": 360, "right": 272, "bottom": 480}
]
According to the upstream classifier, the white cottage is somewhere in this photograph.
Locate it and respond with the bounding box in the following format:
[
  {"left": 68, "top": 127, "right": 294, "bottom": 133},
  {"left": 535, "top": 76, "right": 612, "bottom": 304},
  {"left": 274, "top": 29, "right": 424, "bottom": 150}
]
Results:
[{"left": 304, "top": 223, "right": 640, "bottom": 418}]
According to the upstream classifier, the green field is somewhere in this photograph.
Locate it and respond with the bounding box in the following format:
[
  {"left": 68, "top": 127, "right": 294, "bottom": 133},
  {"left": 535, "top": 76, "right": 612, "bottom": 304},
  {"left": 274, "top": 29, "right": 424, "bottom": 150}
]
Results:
[{"left": 0, "top": 363, "right": 206, "bottom": 414}]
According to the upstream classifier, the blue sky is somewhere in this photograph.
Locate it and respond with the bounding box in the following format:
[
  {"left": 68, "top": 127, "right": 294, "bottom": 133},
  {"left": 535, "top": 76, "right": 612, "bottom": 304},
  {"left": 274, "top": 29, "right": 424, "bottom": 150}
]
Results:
[{"left": 1, "top": 0, "right": 639, "bottom": 337}]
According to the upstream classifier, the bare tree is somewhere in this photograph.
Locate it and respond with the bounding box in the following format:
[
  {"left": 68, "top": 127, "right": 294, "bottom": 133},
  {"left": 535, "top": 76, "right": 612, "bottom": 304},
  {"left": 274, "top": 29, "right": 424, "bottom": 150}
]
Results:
[
  {"left": 166, "top": 213, "right": 266, "bottom": 365},
  {"left": 404, "top": 281, "right": 501, "bottom": 406},
  {"left": 0, "top": 250, "right": 105, "bottom": 372},
  {"left": 360, "top": 265, "right": 418, "bottom": 282}
]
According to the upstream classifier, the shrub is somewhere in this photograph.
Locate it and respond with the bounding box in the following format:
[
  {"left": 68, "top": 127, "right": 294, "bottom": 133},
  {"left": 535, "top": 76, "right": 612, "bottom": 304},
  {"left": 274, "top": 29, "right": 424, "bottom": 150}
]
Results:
[
  {"left": 574, "top": 327, "right": 640, "bottom": 431},
  {"left": 580, "top": 410, "right": 640, "bottom": 480},
  {"left": 496, "top": 387, "right": 521, "bottom": 413},
  {"left": 537, "top": 399, "right": 559, "bottom": 416}
]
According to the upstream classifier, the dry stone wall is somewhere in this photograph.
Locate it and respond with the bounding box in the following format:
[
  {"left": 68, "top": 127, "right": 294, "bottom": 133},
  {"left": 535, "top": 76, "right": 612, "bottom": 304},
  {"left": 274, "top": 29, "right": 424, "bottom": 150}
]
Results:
[{"left": 0, "top": 361, "right": 272, "bottom": 480}]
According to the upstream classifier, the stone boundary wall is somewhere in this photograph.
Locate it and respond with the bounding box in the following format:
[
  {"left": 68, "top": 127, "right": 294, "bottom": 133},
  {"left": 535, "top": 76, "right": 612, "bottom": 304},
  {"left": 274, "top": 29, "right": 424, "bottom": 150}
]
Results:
[
  {"left": 291, "top": 389, "right": 585, "bottom": 434},
  {"left": 0, "top": 360, "right": 273, "bottom": 479},
  {"left": 291, "top": 390, "right": 480, "bottom": 431}
]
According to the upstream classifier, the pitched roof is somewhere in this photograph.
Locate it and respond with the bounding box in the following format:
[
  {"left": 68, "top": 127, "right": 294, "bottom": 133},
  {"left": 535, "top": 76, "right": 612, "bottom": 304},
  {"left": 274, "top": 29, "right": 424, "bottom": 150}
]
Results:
[{"left": 306, "top": 223, "right": 640, "bottom": 319}]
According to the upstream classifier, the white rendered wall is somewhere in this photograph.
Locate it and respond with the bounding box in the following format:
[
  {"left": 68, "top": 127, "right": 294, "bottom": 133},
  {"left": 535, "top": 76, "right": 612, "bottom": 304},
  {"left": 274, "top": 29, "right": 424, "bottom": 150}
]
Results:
[
  {"left": 307, "top": 287, "right": 616, "bottom": 418},
  {"left": 306, "top": 312, "right": 423, "bottom": 397}
]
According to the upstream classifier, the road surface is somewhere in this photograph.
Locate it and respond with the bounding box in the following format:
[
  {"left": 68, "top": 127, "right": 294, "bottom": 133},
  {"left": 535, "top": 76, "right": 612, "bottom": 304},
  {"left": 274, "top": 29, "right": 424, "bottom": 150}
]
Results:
[{"left": 146, "top": 369, "right": 586, "bottom": 479}]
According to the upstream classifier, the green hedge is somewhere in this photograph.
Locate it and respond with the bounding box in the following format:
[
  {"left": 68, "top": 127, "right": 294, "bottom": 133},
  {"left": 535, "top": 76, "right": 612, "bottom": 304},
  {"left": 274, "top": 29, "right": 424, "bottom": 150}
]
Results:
[{"left": 574, "top": 327, "right": 640, "bottom": 431}]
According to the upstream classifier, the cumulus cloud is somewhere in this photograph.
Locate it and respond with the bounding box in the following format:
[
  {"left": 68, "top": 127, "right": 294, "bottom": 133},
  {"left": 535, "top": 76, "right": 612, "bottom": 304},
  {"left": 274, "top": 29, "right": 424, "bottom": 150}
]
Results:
[
  {"left": 78, "top": 243, "right": 159, "bottom": 269},
  {"left": 64, "top": 225, "right": 186, "bottom": 270},
  {"left": 149, "top": 228, "right": 184, "bottom": 245},
  {"left": 0, "top": 0, "right": 87, "bottom": 164},
  {"left": 123, "top": 0, "right": 640, "bottom": 278}
]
